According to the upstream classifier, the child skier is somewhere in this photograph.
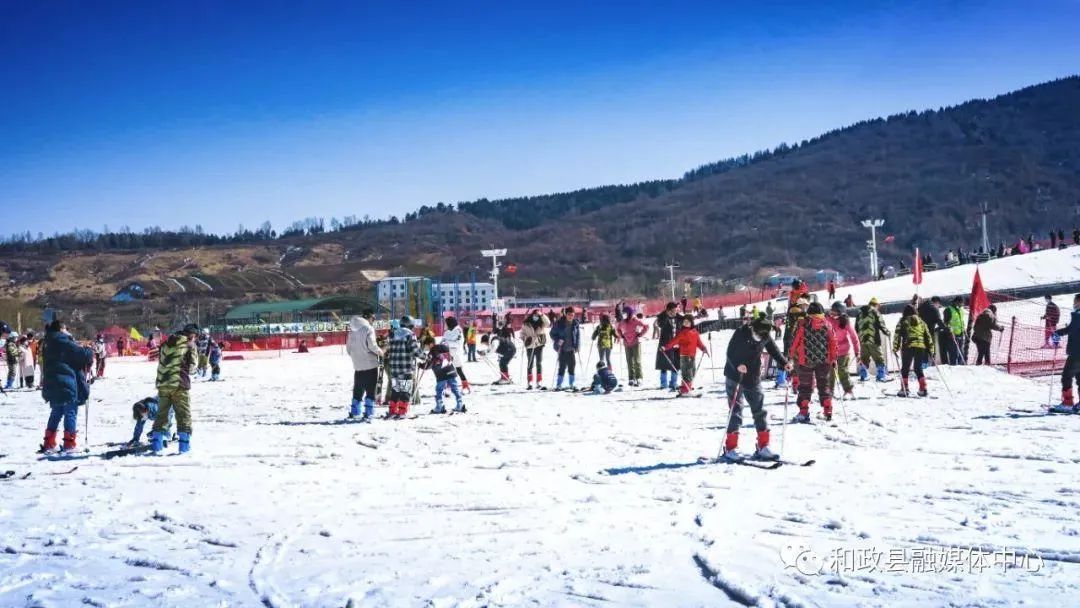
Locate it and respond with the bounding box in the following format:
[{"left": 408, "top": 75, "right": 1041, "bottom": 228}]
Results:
[
  {"left": 591, "top": 314, "right": 618, "bottom": 369},
  {"left": 589, "top": 361, "right": 619, "bottom": 394},
  {"left": 778, "top": 296, "right": 808, "bottom": 388},
  {"left": 892, "top": 305, "right": 934, "bottom": 397},
  {"left": 130, "top": 396, "right": 174, "bottom": 445},
  {"left": 196, "top": 329, "right": 210, "bottom": 377},
  {"left": 386, "top": 316, "right": 424, "bottom": 418},
  {"left": 520, "top": 309, "right": 550, "bottom": 390},
  {"left": 721, "top": 316, "right": 791, "bottom": 461},
  {"left": 1051, "top": 293, "right": 1080, "bottom": 413},
  {"left": 426, "top": 341, "right": 466, "bottom": 414},
  {"left": 826, "top": 301, "right": 860, "bottom": 399},
  {"left": 790, "top": 302, "right": 838, "bottom": 422},
  {"left": 616, "top": 306, "right": 647, "bottom": 387},
  {"left": 663, "top": 314, "right": 708, "bottom": 396},
  {"left": 492, "top": 322, "right": 517, "bottom": 385}
]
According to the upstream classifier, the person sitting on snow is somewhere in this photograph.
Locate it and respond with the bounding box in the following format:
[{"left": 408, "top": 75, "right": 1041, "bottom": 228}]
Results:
[{"left": 589, "top": 361, "right": 619, "bottom": 394}]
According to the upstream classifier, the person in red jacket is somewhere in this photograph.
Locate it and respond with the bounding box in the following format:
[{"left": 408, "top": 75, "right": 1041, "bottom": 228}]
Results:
[
  {"left": 790, "top": 302, "right": 838, "bottom": 422},
  {"left": 664, "top": 314, "right": 708, "bottom": 395}
]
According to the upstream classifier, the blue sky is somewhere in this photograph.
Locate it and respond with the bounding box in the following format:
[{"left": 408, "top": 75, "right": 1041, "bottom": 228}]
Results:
[{"left": 2, "top": 0, "right": 1078, "bottom": 236}]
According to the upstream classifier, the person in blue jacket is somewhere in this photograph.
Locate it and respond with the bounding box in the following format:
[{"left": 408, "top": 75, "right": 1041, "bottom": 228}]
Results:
[
  {"left": 1051, "top": 293, "right": 1080, "bottom": 413},
  {"left": 549, "top": 307, "right": 581, "bottom": 391},
  {"left": 130, "top": 396, "right": 174, "bottom": 445},
  {"left": 208, "top": 341, "right": 222, "bottom": 381},
  {"left": 40, "top": 319, "right": 93, "bottom": 455},
  {"left": 589, "top": 362, "right": 619, "bottom": 394}
]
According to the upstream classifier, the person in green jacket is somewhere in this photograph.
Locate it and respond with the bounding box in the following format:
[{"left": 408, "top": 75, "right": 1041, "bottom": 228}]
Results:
[
  {"left": 151, "top": 324, "right": 199, "bottom": 454},
  {"left": 591, "top": 314, "right": 618, "bottom": 369},
  {"left": 941, "top": 296, "right": 966, "bottom": 365},
  {"left": 892, "top": 305, "right": 934, "bottom": 397},
  {"left": 856, "top": 298, "right": 891, "bottom": 382}
]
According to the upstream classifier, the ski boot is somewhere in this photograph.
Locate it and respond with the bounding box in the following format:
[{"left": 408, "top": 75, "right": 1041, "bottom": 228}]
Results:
[
  {"left": 916, "top": 378, "right": 928, "bottom": 398},
  {"left": 876, "top": 366, "right": 890, "bottom": 383},
  {"left": 151, "top": 431, "right": 165, "bottom": 454},
  {"left": 843, "top": 390, "right": 855, "bottom": 401},
  {"left": 752, "top": 431, "right": 779, "bottom": 461},
  {"left": 348, "top": 399, "right": 362, "bottom": 419},
  {"left": 857, "top": 364, "right": 868, "bottom": 382},
  {"left": 793, "top": 410, "right": 812, "bottom": 424},
  {"left": 1049, "top": 403, "right": 1080, "bottom": 414},
  {"left": 822, "top": 399, "right": 833, "bottom": 422},
  {"left": 178, "top": 432, "right": 191, "bottom": 454},
  {"left": 430, "top": 406, "right": 447, "bottom": 415},
  {"left": 40, "top": 430, "right": 60, "bottom": 455},
  {"left": 453, "top": 404, "right": 467, "bottom": 413}
]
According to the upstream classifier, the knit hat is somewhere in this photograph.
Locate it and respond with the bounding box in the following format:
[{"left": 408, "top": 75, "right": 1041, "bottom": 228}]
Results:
[
  {"left": 596, "top": 361, "right": 606, "bottom": 370},
  {"left": 869, "top": 297, "right": 879, "bottom": 306},
  {"left": 807, "top": 302, "right": 825, "bottom": 315},
  {"left": 750, "top": 317, "right": 773, "bottom": 335}
]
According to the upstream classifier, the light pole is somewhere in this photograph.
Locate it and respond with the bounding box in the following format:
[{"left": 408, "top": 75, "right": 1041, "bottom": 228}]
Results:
[
  {"left": 861, "top": 219, "right": 885, "bottom": 279},
  {"left": 980, "top": 201, "right": 992, "bottom": 254},
  {"left": 481, "top": 248, "right": 506, "bottom": 308},
  {"left": 664, "top": 262, "right": 680, "bottom": 300}
]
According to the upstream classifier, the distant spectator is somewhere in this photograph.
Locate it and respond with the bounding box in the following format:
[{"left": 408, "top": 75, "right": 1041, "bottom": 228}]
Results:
[
  {"left": 1073, "top": 228, "right": 1079, "bottom": 246},
  {"left": 1051, "top": 230, "right": 1058, "bottom": 249},
  {"left": 1043, "top": 295, "right": 1061, "bottom": 347}
]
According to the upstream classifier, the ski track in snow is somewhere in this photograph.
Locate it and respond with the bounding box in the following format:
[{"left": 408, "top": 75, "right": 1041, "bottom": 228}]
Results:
[{"left": 1, "top": 332, "right": 1079, "bottom": 607}]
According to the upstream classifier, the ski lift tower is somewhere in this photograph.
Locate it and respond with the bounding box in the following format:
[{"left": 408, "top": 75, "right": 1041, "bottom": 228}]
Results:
[
  {"left": 860, "top": 219, "right": 885, "bottom": 279},
  {"left": 664, "top": 262, "right": 680, "bottom": 300},
  {"left": 481, "top": 248, "right": 507, "bottom": 308}
]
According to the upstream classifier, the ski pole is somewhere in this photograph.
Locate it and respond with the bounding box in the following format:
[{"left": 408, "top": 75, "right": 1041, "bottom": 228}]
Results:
[
  {"left": 929, "top": 352, "right": 954, "bottom": 398},
  {"left": 717, "top": 373, "right": 744, "bottom": 461},
  {"left": 836, "top": 363, "right": 848, "bottom": 425},
  {"left": 707, "top": 332, "right": 717, "bottom": 383},
  {"left": 1048, "top": 340, "right": 1060, "bottom": 407},
  {"left": 780, "top": 380, "right": 790, "bottom": 458}
]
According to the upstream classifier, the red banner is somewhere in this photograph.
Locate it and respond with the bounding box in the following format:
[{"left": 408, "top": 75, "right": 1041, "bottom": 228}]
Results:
[
  {"left": 970, "top": 267, "right": 990, "bottom": 319},
  {"left": 912, "top": 248, "right": 923, "bottom": 285}
]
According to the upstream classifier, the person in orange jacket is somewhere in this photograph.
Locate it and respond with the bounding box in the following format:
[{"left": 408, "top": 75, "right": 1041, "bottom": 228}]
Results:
[
  {"left": 789, "top": 302, "right": 838, "bottom": 422},
  {"left": 663, "top": 314, "right": 708, "bottom": 396}
]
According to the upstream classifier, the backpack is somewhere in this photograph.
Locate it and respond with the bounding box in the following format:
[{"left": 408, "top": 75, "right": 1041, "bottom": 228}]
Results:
[{"left": 431, "top": 348, "right": 456, "bottom": 379}]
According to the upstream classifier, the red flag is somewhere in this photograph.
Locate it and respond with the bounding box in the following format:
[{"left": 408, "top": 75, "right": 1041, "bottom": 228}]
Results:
[
  {"left": 970, "top": 268, "right": 990, "bottom": 319},
  {"left": 912, "top": 248, "right": 923, "bottom": 285},
  {"left": 884, "top": 235, "right": 895, "bottom": 243},
  {"left": 505, "top": 264, "right": 518, "bottom": 275}
]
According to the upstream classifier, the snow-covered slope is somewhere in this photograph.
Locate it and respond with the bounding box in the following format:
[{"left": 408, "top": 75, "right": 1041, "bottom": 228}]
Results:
[
  {"left": 2, "top": 337, "right": 1077, "bottom": 607},
  {"left": 724, "top": 246, "right": 1080, "bottom": 317}
]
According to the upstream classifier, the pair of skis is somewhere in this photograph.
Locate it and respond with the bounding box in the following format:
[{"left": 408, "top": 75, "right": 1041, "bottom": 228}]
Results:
[{"left": 696, "top": 455, "right": 816, "bottom": 470}]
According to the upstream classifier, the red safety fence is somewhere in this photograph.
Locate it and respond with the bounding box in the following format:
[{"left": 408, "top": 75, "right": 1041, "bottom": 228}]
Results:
[{"left": 944, "top": 291, "right": 1068, "bottom": 377}]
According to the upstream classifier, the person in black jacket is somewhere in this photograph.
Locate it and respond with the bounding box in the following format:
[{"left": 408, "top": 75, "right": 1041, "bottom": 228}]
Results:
[
  {"left": 917, "top": 296, "right": 946, "bottom": 364},
  {"left": 652, "top": 302, "right": 680, "bottom": 390},
  {"left": 1051, "top": 294, "right": 1080, "bottom": 413},
  {"left": 40, "top": 319, "right": 93, "bottom": 455},
  {"left": 721, "top": 317, "right": 792, "bottom": 462}
]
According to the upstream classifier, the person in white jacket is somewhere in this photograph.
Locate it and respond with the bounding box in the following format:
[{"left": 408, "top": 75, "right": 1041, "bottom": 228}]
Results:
[
  {"left": 345, "top": 309, "right": 384, "bottom": 422},
  {"left": 18, "top": 337, "right": 36, "bottom": 388},
  {"left": 441, "top": 317, "right": 470, "bottom": 392}
]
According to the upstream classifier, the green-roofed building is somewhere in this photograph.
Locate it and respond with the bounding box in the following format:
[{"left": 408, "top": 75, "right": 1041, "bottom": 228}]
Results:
[{"left": 217, "top": 296, "right": 380, "bottom": 335}]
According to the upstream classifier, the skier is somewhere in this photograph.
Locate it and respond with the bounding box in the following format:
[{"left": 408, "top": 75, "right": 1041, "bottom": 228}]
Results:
[
  {"left": 917, "top": 296, "right": 947, "bottom": 366},
  {"left": 971, "top": 305, "right": 1004, "bottom": 365},
  {"left": 826, "top": 301, "right": 859, "bottom": 399},
  {"left": 778, "top": 295, "right": 808, "bottom": 388},
  {"left": 856, "top": 298, "right": 891, "bottom": 382},
  {"left": 150, "top": 324, "right": 199, "bottom": 454},
  {"left": 663, "top": 314, "right": 708, "bottom": 395},
  {"left": 426, "top": 340, "right": 465, "bottom": 414},
  {"left": 721, "top": 316, "right": 791, "bottom": 461},
  {"left": 1042, "top": 295, "right": 1061, "bottom": 347},
  {"left": 519, "top": 309, "right": 550, "bottom": 390},
  {"left": 616, "top": 306, "right": 647, "bottom": 387},
  {"left": 491, "top": 322, "right": 517, "bottom": 385},
  {"left": 465, "top": 321, "right": 478, "bottom": 362},
  {"left": 196, "top": 329, "right": 210, "bottom": 377},
  {"left": 589, "top": 361, "right": 619, "bottom": 394},
  {"left": 386, "top": 316, "right": 425, "bottom": 418},
  {"left": 653, "top": 303, "right": 681, "bottom": 391},
  {"left": 941, "top": 296, "right": 966, "bottom": 364},
  {"left": 208, "top": 341, "right": 222, "bottom": 381},
  {"left": 92, "top": 334, "right": 107, "bottom": 378},
  {"left": 441, "top": 316, "right": 470, "bottom": 392},
  {"left": 1050, "top": 293, "right": 1080, "bottom": 413},
  {"left": 130, "top": 396, "right": 173, "bottom": 445},
  {"left": 827, "top": 280, "right": 836, "bottom": 301},
  {"left": 591, "top": 314, "right": 618, "bottom": 369},
  {"left": 892, "top": 305, "right": 934, "bottom": 397},
  {"left": 3, "top": 325, "right": 17, "bottom": 390},
  {"left": 18, "top": 337, "right": 36, "bottom": 388},
  {"left": 550, "top": 307, "right": 581, "bottom": 391},
  {"left": 346, "top": 311, "right": 382, "bottom": 422},
  {"left": 39, "top": 319, "right": 93, "bottom": 455},
  {"left": 790, "top": 302, "right": 837, "bottom": 422}
]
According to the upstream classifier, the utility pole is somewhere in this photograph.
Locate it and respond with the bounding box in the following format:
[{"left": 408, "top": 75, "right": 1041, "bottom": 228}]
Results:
[
  {"left": 860, "top": 219, "right": 884, "bottom": 279},
  {"left": 481, "top": 248, "right": 506, "bottom": 307},
  {"left": 664, "top": 262, "right": 680, "bottom": 300},
  {"left": 980, "top": 201, "right": 992, "bottom": 254}
]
